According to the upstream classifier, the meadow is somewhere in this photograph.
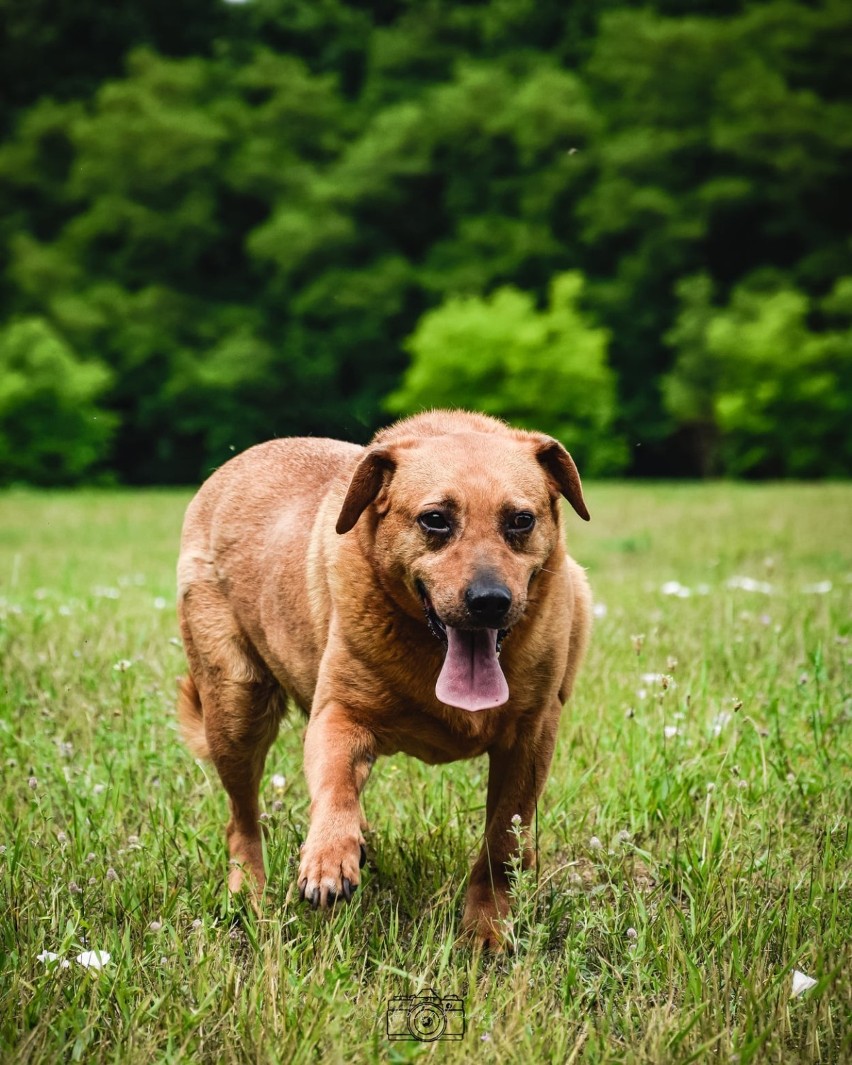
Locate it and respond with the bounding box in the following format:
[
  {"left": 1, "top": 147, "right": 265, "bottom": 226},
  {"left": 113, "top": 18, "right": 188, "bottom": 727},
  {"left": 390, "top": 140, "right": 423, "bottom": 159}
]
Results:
[{"left": 0, "top": 483, "right": 849, "bottom": 1063}]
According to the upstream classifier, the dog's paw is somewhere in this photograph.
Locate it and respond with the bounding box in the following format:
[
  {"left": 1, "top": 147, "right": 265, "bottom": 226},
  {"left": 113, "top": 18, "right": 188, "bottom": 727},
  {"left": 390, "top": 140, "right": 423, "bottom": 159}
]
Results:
[
  {"left": 297, "top": 832, "right": 365, "bottom": 910},
  {"left": 460, "top": 911, "right": 510, "bottom": 952},
  {"left": 461, "top": 890, "right": 511, "bottom": 952}
]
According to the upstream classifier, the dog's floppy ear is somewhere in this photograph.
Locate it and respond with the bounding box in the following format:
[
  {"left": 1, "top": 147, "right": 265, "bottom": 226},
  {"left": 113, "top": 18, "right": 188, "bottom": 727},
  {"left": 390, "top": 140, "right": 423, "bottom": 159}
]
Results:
[
  {"left": 336, "top": 446, "right": 398, "bottom": 534},
  {"left": 534, "top": 437, "right": 590, "bottom": 521}
]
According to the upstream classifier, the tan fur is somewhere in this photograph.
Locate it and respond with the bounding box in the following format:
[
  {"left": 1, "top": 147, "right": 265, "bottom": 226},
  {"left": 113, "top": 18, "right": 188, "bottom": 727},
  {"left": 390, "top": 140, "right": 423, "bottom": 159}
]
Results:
[
  {"left": 177, "top": 410, "right": 592, "bottom": 946},
  {"left": 177, "top": 674, "right": 208, "bottom": 759}
]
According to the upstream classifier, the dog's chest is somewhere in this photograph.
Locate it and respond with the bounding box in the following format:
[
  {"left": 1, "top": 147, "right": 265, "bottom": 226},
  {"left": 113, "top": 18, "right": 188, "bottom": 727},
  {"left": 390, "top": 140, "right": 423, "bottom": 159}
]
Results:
[{"left": 376, "top": 704, "right": 520, "bottom": 764}]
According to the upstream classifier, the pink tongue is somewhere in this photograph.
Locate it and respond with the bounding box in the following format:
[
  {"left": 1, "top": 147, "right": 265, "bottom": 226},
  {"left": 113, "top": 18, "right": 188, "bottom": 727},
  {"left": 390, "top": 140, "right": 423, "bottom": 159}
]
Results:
[{"left": 435, "top": 626, "right": 510, "bottom": 712}]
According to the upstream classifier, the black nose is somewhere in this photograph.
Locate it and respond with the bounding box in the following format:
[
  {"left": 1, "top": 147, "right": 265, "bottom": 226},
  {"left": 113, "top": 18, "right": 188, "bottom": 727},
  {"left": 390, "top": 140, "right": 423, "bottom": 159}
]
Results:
[{"left": 465, "top": 578, "right": 512, "bottom": 626}]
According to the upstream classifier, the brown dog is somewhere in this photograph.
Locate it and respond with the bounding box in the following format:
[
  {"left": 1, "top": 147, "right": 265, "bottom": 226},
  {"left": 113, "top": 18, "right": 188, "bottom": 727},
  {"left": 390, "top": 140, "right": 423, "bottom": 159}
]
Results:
[{"left": 177, "top": 410, "right": 591, "bottom": 946}]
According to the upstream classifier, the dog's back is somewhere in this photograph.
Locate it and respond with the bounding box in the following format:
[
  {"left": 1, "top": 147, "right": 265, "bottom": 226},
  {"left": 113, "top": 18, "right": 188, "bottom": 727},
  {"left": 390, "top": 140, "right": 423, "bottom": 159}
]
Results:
[{"left": 177, "top": 437, "right": 361, "bottom": 718}]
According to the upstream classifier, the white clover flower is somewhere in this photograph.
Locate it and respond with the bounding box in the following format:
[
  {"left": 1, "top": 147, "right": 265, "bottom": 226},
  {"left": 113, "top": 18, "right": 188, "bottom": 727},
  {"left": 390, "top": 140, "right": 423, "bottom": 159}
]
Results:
[
  {"left": 149, "top": 921, "right": 162, "bottom": 933},
  {"left": 271, "top": 774, "right": 286, "bottom": 789},
  {"left": 791, "top": 970, "right": 817, "bottom": 997},
  {"left": 93, "top": 586, "right": 120, "bottom": 600},
  {"left": 589, "top": 836, "right": 603, "bottom": 850},
  {"left": 592, "top": 602, "right": 608, "bottom": 618},
  {"left": 727, "top": 576, "right": 773, "bottom": 595},
  {"left": 661, "top": 580, "right": 692, "bottom": 597},
  {"left": 802, "top": 581, "right": 832, "bottom": 595},
  {"left": 76, "top": 950, "right": 110, "bottom": 970},
  {"left": 37, "top": 951, "right": 70, "bottom": 969},
  {"left": 664, "top": 725, "right": 680, "bottom": 739},
  {"left": 192, "top": 919, "right": 203, "bottom": 930},
  {"left": 626, "top": 927, "right": 638, "bottom": 940},
  {"left": 711, "top": 711, "right": 732, "bottom": 737},
  {"left": 92, "top": 784, "right": 107, "bottom": 795},
  {"left": 106, "top": 868, "right": 118, "bottom": 882},
  {"left": 511, "top": 813, "right": 522, "bottom": 825},
  {"left": 28, "top": 777, "right": 38, "bottom": 791},
  {"left": 642, "top": 672, "right": 677, "bottom": 691},
  {"left": 113, "top": 660, "right": 132, "bottom": 672}
]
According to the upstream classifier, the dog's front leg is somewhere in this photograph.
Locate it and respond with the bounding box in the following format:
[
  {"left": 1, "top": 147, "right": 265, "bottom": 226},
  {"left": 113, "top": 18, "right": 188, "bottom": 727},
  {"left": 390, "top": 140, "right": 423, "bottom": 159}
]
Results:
[
  {"left": 298, "top": 702, "right": 375, "bottom": 910},
  {"left": 462, "top": 709, "right": 559, "bottom": 948}
]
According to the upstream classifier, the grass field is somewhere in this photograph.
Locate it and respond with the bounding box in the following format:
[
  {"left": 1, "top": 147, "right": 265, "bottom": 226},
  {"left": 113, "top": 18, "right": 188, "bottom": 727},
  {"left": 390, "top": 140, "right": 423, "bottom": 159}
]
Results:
[{"left": 0, "top": 483, "right": 849, "bottom": 1063}]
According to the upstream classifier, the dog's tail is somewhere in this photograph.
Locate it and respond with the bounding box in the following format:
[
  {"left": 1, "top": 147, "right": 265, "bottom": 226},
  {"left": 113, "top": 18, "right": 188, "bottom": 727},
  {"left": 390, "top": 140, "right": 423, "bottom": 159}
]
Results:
[{"left": 177, "top": 674, "right": 210, "bottom": 760}]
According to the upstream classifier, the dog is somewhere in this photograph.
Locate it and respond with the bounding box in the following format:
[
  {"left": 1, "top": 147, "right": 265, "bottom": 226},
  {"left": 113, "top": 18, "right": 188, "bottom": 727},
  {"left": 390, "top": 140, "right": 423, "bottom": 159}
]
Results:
[{"left": 177, "top": 409, "right": 592, "bottom": 947}]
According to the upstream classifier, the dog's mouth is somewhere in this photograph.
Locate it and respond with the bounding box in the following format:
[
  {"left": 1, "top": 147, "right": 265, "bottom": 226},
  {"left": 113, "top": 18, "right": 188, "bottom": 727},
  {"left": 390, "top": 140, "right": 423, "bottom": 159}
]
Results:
[{"left": 417, "top": 582, "right": 510, "bottom": 713}]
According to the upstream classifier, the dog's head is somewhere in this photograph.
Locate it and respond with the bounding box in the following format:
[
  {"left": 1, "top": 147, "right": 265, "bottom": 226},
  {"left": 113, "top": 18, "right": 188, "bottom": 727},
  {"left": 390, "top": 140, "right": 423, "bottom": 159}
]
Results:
[{"left": 336, "top": 426, "right": 589, "bottom": 712}]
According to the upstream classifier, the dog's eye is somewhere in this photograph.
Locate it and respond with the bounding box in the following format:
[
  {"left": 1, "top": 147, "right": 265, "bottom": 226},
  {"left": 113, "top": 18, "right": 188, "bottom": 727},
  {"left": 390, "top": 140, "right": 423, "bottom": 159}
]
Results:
[
  {"left": 507, "top": 512, "right": 536, "bottom": 534},
  {"left": 418, "top": 511, "right": 452, "bottom": 535}
]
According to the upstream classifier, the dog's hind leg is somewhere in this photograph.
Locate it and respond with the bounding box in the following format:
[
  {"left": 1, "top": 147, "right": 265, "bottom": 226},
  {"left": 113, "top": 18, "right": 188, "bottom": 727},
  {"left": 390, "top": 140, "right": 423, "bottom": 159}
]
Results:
[
  {"left": 178, "top": 585, "right": 283, "bottom": 895},
  {"left": 203, "top": 675, "right": 282, "bottom": 895}
]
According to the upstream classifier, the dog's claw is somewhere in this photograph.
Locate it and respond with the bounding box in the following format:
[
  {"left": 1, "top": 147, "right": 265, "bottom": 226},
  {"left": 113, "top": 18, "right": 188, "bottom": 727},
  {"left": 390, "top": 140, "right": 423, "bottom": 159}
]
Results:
[
  {"left": 359, "top": 843, "right": 367, "bottom": 868},
  {"left": 298, "top": 837, "right": 364, "bottom": 910}
]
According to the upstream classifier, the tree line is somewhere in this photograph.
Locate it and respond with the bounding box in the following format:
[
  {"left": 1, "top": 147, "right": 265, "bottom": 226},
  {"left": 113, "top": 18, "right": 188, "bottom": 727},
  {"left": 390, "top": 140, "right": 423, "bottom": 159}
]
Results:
[{"left": 1, "top": 0, "right": 850, "bottom": 485}]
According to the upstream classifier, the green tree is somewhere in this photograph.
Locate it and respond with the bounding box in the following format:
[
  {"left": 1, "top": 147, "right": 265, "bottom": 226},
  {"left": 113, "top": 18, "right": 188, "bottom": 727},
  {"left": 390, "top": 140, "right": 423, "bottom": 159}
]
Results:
[
  {"left": 578, "top": 1, "right": 852, "bottom": 472},
  {"left": 387, "top": 272, "right": 626, "bottom": 474},
  {"left": 0, "top": 318, "right": 115, "bottom": 485},
  {"left": 661, "top": 274, "right": 721, "bottom": 476},
  {"left": 2, "top": 2, "right": 852, "bottom": 483},
  {"left": 664, "top": 275, "right": 852, "bottom": 477}
]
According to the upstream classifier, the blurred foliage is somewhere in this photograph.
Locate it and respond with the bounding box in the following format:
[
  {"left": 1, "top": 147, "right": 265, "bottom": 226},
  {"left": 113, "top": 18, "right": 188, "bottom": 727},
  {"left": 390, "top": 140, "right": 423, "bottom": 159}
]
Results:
[
  {"left": 0, "top": 318, "right": 115, "bottom": 484},
  {"left": 0, "top": 0, "right": 850, "bottom": 484},
  {"left": 664, "top": 274, "right": 852, "bottom": 477},
  {"left": 389, "top": 273, "right": 626, "bottom": 475}
]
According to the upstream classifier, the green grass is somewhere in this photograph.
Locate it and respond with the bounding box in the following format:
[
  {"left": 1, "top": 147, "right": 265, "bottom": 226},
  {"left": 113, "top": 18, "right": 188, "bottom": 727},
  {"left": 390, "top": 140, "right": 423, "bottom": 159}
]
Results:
[{"left": 1, "top": 483, "right": 850, "bottom": 1063}]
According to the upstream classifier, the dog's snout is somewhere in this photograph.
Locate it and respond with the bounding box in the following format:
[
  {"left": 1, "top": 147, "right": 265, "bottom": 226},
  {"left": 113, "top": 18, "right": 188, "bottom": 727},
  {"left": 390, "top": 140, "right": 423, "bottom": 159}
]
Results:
[{"left": 465, "top": 578, "right": 512, "bottom": 625}]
